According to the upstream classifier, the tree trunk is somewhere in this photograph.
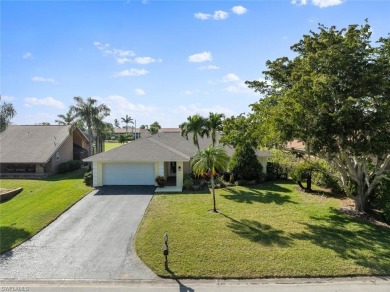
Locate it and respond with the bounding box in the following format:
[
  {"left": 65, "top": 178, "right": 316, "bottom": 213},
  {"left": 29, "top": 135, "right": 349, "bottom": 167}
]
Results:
[
  {"left": 306, "top": 172, "right": 312, "bottom": 192},
  {"left": 88, "top": 129, "right": 93, "bottom": 156},
  {"left": 211, "top": 178, "right": 217, "bottom": 212},
  {"left": 354, "top": 193, "right": 367, "bottom": 213}
]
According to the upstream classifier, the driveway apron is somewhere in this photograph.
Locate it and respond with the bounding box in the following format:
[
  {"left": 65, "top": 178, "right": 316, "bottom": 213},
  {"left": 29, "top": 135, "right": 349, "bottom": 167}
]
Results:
[{"left": 0, "top": 186, "right": 157, "bottom": 280}]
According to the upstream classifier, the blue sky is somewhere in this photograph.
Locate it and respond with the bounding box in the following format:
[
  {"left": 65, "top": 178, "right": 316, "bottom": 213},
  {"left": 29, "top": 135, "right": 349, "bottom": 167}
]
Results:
[{"left": 2, "top": 0, "right": 389, "bottom": 128}]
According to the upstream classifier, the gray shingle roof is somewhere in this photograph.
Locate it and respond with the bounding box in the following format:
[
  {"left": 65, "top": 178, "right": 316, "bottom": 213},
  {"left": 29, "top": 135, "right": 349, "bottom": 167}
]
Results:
[
  {"left": 84, "top": 132, "right": 271, "bottom": 162},
  {"left": 0, "top": 125, "right": 72, "bottom": 163}
]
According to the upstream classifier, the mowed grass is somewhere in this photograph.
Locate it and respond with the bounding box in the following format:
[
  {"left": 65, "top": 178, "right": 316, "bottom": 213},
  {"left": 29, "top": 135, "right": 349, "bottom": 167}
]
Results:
[
  {"left": 135, "top": 180, "right": 390, "bottom": 278},
  {"left": 104, "top": 141, "right": 122, "bottom": 151},
  {"left": 0, "top": 169, "right": 93, "bottom": 253}
]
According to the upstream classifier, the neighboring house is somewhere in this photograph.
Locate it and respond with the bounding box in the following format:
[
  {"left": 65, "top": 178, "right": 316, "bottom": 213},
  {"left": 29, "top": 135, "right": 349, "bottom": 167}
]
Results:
[
  {"left": 0, "top": 125, "right": 89, "bottom": 178},
  {"left": 84, "top": 129, "right": 271, "bottom": 190},
  {"left": 113, "top": 128, "right": 146, "bottom": 140}
]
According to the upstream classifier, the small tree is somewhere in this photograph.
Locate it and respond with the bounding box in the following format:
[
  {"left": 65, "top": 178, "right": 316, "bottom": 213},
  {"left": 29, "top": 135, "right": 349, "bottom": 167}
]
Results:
[
  {"left": 228, "top": 144, "right": 263, "bottom": 182},
  {"left": 149, "top": 121, "right": 161, "bottom": 135},
  {"left": 0, "top": 98, "right": 16, "bottom": 132},
  {"left": 192, "top": 146, "right": 229, "bottom": 213}
]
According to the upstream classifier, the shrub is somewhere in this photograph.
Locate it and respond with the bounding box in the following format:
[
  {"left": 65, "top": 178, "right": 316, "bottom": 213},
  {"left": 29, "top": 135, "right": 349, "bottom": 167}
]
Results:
[
  {"left": 84, "top": 171, "right": 93, "bottom": 186},
  {"left": 229, "top": 144, "right": 263, "bottom": 182},
  {"left": 58, "top": 160, "right": 81, "bottom": 174},
  {"left": 183, "top": 174, "right": 194, "bottom": 190},
  {"left": 155, "top": 176, "right": 166, "bottom": 187},
  {"left": 266, "top": 162, "right": 287, "bottom": 181},
  {"left": 374, "top": 174, "right": 390, "bottom": 222}
]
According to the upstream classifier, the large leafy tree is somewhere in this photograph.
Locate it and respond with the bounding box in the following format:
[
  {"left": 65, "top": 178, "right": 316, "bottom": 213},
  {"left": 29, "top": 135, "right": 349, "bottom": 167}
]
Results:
[
  {"left": 220, "top": 114, "right": 258, "bottom": 148},
  {"left": 192, "top": 146, "right": 229, "bottom": 213},
  {"left": 247, "top": 22, "right": 390, "bottom": 212},
  {"left": 206, "top": 112, "right": 224, "bottom": 146},
  {"left": 70, "top": 96, "right": 111, "bottom": 155},
  {"left": 0, "top": 97, "right": 16, "bottom": 132},
  {"left": 179, "top": 114, "right": 208, "bottom": 150},
  {"left": 121, "top": 114, "right": 133, "bottom": 134}
]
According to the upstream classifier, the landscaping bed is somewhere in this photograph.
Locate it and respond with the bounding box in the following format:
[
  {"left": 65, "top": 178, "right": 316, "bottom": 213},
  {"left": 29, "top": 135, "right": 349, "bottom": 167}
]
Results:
[{"left": 135, "top": 180, "right": 390, "bottom": 278}]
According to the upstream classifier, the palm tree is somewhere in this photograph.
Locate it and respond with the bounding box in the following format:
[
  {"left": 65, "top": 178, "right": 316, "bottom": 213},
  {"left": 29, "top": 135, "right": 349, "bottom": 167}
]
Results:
[
  {"left": 179, "top": 114, "right": 208, "bottom": 151},
  {"left": 207, "top": 112, "right": 225, "bottom": 146},
  {"left": 192, "top": 146, "right": 229, "bottom": 213},
  {"left": 121, "top": 114, "right": 134, "bottom": 134},
  {"left": 114, "top": 119, "right": 120, "bottom": 129},
  {"left": 55, "top": 109, "right": 76, "bottom": 125},
  {"left": 70, "top": 96, "right": 111, "bottom": 156}
]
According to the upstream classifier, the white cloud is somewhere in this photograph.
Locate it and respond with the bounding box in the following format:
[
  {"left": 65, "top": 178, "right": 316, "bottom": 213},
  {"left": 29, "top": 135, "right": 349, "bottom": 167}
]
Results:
[
  {"left": 291, "top": 0, "right": 308, "bottom": 5},
  {"left": 1, "top": 95, "right": 15, "bottom": 102},
  {"left": 24, "top": 97, "right": 65, "bottom": 109},
  {"left": 96, "top": 95, "right": 157, "bottom": 123},
  {"left": 225, "top": 82, "right": 253, "bottom": 94},
  {"left": 214, "top": 10, "right": 229, "bottom": 20},
  {"left": 231, "top": 6, "right": 247, "bottom": 15},
  {"left": 22, "top": 52, "right": 33, "bottom": 59},
  {"left": 223, "top": 73, "right": 240, "bottom": 82},
  {"left": 198, "top": 65, "right": 219, "bottom": 71},
  {"left": 188, "top": 51, "right": 212, "bottom": 63},
  {"left": 94, "top": 41, "right": 136, "bottom": 63},
  {"left": 176, "top": 104, "right": 234, "bottom": 117},
  {"left": 114, "top": 68, "right": 149, "bottom": 77},
  {"left": 134, "top": 56, "right": 162, "bottom": 64},
  {"left": 291, "top": 0, "right": 343, "bottom": 8},
  {"left": 116, "top": 57, "right": 132, "bottom": 64},
  {"left": 194, "top": 10, "right": 228, "bottom": 20},
  {"left": 194, "top": 13, "right": 212, "bottom": 20},
  {"left": 32, "top": 76, "right": 57, "bottom": 84},
  {"left": 135, "top": 88, "right": 146, "bottom": 96}
]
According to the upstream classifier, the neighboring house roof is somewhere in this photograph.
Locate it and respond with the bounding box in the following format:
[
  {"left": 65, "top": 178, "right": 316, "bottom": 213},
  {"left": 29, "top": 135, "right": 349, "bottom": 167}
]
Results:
[
  {"left": 84, "top": 132, "right": 271, "bottom": 163},
  {"left": 113, "top": 128, "right": 146, "bottom": 134},
  {"left": 0, "top": 125, "right": 85, "bottom": 164},
  {"left": 286, "top": 140, "right": 306, "bottom": 152}
]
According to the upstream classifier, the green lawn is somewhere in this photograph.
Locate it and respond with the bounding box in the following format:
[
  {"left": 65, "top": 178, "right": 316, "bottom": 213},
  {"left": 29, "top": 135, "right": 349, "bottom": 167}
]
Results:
[
  {"left": 0, "top": 169, "right": 93, "bottom": 253},
  {"left": 135, "top": 180, "right": 390, "bottom": 278},
  {"left": 104, "top": 141, "right": 122, "bottom": 151}
]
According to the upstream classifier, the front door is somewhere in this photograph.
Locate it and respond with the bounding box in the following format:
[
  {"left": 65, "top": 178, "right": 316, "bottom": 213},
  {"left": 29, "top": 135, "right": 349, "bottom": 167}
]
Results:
[{"left": 169, "top": 162, "right": 176, "bottom": 176}]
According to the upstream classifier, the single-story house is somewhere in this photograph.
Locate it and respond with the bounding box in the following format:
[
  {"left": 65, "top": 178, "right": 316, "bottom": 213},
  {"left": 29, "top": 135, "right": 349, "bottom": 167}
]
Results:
[
  {"left": 0, "top": 125, "right": 89, "bottom": 178},
  {"left": 84, "top": 130, "right": 271, "bottom": 189},
  {"left": 112, "top": 128, "right": 146, "bottom": 140}
]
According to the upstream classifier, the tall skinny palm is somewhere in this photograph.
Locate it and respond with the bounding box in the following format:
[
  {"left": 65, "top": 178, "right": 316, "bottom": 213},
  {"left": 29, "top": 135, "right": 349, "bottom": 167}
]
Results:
[
  {"left": 179, "top": 114, "right": 208, "bottom": 151},
  {"left": 70, "top": 96, "right": 110, "bottom": 155},
  {"left": 192, "top": 146, "right": 229, "bottom": 213},
  {"left": 121, "top": 114, "right": 134, "bottom": 134},
  {"left": 207, "top": 112, "right": 225, "bottom": 146},
  {"left": 55, "top": 109, "right": 76, "bottom": 125}
]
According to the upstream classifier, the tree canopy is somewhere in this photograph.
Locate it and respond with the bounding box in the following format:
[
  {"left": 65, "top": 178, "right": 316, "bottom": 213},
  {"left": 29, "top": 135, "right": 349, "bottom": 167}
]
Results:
[
  {"left": 70, "top": 96, "right": 111, "bottom": 155},
  {"left": 247, "top": 21, "right": 390, "bottom": 212},
  {"left": 0, "top": 97, "right": 16, "bottom": 132}
]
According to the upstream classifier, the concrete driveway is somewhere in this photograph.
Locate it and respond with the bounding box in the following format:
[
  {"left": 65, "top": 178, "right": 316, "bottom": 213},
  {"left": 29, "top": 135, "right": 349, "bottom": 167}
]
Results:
[{"left": 0, "top": 186, "right": 157, "bottom": 280}]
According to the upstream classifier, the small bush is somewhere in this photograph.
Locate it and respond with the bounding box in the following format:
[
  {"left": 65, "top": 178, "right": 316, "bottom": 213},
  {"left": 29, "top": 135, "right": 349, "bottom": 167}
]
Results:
[
  {"left": 84, "top": 171, "right": 93, "bottom": 186},
  {"left": 58, "top": 160, "right": 81, "bottom": 174},
  {"left": 374, "top": 174, "right": 390, "bottom": 222},
  {"left": 266, "top": 162, "right": 287, "bottom": 181},
  {"left": 183, "top": 174, "right": 194, "bottom": 190},
  {"left": 235, "top": 179, "right": 246, "bottom": 186},
  {"left": 155, "top": 176, "right": 166, "bottom": 187}
]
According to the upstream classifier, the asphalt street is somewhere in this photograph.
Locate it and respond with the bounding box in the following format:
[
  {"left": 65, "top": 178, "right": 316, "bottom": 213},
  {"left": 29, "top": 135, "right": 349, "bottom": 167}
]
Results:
[{"left": 0, "top": 186, "right": 157, "bottom": 280}]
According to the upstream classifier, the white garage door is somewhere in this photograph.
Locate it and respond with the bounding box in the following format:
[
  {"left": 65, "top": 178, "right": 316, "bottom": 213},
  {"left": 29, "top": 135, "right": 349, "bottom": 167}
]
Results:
[{"left": 102, "top": 163, "right": 155, "bottom": 185}]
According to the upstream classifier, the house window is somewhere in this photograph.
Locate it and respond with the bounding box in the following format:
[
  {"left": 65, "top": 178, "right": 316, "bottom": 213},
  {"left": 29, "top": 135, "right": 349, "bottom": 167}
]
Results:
[{"left": 56, "top": 151, "right": 60, "bottom": 161}]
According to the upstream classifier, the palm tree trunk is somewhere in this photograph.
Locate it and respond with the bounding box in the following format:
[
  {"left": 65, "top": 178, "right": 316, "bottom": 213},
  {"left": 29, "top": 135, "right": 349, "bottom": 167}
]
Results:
[{"left": 211, "top": 177, "right": 217, "bottom": 212}]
